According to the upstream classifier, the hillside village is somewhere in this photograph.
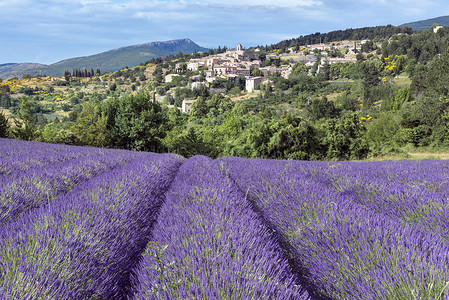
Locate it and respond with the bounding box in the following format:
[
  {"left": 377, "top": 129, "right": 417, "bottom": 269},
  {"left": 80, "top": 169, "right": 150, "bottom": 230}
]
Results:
[
  {"left": 0, "top": 39, "right": 371, "bottom": 117},
  {"left": 164, "top": 41, "right": 363, "bottom": 112}
]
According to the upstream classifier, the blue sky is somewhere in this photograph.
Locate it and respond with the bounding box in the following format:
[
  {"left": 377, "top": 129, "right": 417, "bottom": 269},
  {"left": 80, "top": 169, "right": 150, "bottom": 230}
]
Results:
[{"left": 0, "top": 0, "right": 447, "bottom": 64}]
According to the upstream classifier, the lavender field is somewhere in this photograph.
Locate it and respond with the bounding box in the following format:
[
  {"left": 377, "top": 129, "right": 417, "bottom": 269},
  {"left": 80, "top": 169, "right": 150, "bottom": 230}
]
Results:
[{"left": 1, "top": 138, "right": 449, "bottom": 299}]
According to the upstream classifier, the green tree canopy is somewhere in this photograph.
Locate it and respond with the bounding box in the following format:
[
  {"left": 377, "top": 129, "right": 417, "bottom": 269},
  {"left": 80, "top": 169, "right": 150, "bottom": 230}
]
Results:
[
  {"left": 0, "top": 111, "right": 9, "bottom": 138},
  {"left": 72, "top": 102, "right": 107, "bottom": 147},
  {"left": 104, "top": 92, "right": 170, "bottom": 152},
  {"left": 322, "top": 112, "right": 369, "bottom": 160},
  {"left": 10, "top": 97, "right": 36, "bottom": 141}
]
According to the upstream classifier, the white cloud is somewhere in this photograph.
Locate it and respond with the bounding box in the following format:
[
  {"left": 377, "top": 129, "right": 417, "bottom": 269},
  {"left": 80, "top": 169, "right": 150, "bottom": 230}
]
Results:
[
  {"left": 133, "top": 11, "right": 198, "bottom": 21},
  {"left": 197, "top": 0, "right": 322, "bottom": 9},
  {"left": 201, "top": 0, "right": 321, "bottom": 7}
]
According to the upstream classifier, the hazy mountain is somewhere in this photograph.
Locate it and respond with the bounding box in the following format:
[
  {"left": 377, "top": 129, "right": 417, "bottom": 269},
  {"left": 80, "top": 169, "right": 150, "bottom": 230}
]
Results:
[
  {"left": 401, "top": 15, "right": 449, "bottom": 31},
  {"left": 0, "top": 63, "right": 47, "bottom": 80},
  {"left": 0, "top": 39, "right": 208, "bottom": 80}
]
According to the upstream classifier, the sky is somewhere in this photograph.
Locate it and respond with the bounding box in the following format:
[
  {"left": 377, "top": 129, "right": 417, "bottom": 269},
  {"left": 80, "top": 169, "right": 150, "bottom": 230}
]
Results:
[{"left": 0, "top": 0, "right": 447, "bottom": 64}]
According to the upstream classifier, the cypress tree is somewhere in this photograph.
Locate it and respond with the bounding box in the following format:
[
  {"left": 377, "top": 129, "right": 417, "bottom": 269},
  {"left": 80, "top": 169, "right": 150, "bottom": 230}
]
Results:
[{"left": 0, "top": 111, "right": 9, "bottom": 138}]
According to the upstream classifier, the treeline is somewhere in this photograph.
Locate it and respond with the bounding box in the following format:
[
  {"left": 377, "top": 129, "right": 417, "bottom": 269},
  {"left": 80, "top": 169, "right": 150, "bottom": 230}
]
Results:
[
  {"left": 379, "top": 26, "right": 449, "bottom": 64},
  {"left": 0, "top": 90, "right": 367, "bottom": 160},
  {"left": 263, "top": 25, "right": 413, "bottom": 51},
  {"left": 64, "top": 68, "right": 101, "bottom": 79}
]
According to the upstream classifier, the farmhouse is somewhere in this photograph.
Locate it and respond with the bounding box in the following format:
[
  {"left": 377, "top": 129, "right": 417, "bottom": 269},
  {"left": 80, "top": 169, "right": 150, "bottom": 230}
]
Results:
[
  {"left": 246, "top": 77, "right": 264, "bottom": 93},
  {"left": 214, "top": 65, "right": 237, "bottom": 76},
  {"left": 182, "top": 99, "right": 196, "bottom": 113},
  {"left": 187, "top": 59, "right": 205, "bottom": 71}
]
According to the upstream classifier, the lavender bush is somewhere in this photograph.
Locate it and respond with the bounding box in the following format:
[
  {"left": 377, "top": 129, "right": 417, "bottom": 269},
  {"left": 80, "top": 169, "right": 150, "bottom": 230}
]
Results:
[
  {"left": 0, "top": 149, "right": 149, "bottom": 226},
  {"left": 132, "top": 156, "right": 309, "bottom": 300},
  {"left": 220, "top": 157, "right": 449, "bottom": 299},
  {"left": 0, "top": 138, "right": 115, "bottom": 176},
  {"left": 0, "top": 152, "right": 183, "bottom": 299}
]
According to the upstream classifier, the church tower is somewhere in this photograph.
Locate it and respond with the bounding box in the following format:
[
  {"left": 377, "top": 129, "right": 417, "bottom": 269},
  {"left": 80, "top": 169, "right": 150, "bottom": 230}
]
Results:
[{"left": 237, "top": 43, "right": 243, "bottom": 51}]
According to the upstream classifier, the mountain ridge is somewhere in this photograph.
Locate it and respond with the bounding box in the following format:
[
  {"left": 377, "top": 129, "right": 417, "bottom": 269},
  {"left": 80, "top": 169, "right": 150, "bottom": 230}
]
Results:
[
  {"left": 0, "top": 38, "right": 207, "bottom": 80},
  {"left": 401, "top": 15, "right": 449, "bottom": 31}
]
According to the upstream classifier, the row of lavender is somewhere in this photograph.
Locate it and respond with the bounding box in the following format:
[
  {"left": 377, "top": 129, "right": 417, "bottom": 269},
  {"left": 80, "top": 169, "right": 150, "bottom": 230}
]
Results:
[
  {"left": 0, "top": 139, "right": 311, "bottom": 299},
  {"left": 3, "top": 136, "right": 449, "bottom": 299},
  {"left": 0, "top": 150, "right": 184, "bottom": 298},
  {"left": 0, "top": 138, "right": 150, "bottom": 227},
  {"left": 219, "top": 157, "right": 449, "bottom": 299},
  {"left": 325, "top": 160, "right": 449, "bottom": 237},
  {"left": 0, "top": 138, "right": 117, "bottom": 176},
  {"left": 131, "top": 156, "right": 310, "bottom": 299}
]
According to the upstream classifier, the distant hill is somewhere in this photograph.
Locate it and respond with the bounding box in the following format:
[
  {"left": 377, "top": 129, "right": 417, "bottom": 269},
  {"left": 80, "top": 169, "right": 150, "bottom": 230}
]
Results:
[
  {"left": 0, "top": 63, "right": 47, "bottom": 80},
  {"left": 0, "top": 39, "right": 208, "bottom": 80},
  {"left": 401, "top": 15, "right": 449, "bottom": 31}
]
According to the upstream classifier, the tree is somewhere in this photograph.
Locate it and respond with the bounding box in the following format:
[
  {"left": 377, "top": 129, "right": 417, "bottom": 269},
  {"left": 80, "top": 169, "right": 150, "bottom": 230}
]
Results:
[
  {"left": 0, "top": 110, "right": 9, "bottom": 138},
  {"left": 64, "top": 71, "right": 71, "bottom": 82},
  {"left": 199, "top": 113, "right": 242, "bottom": 158},
  {"left": 318, "top": 61, "right": 330, "bottom": 81},
  {"left": 308, "top": 96, "right": 338, "bottom": 121},
  {"left": 366, "top": 112, "right": 404, "bottom": 154},
  {"left": 189, "top": 97, "right": 208, "bottom": 118},
  {"left": 251, "top": 67, "right": 263, "bottom": 77},
  {"left": 322, "top": 112, "right": 369, "bottom": 160},
  {"left": 290, "top": 62, "right": 308, "bottom": 77},
  {"left": 39, "top": 123, "right": 78, "bottom": 145},
  {"left": 311, "top": 56, "right": 321, "bottom": 76},
  {"left": 412, "top": 46, "right": 449, "bottom": 98},
  {"left": 72, "top": 102, "right": 107, "bottom": 147},
  {"left": 0, "top": 92, "right": 11, "bottom": 108},
  {"left": 356, "top": 52, "right": 365, "bottom": 61},
  {"left": 234, "top": 118, "right": 274, "bottom": 158},
  {"left": 163, "top": 127, "right": 204, "bottom": 158},
  {"left": 153, "top": 67, "right": 163, "bottom": 83},
  {"left": 361, "top": 61, "right": 381, "bottom": 108},
  {"left": 268, "top": 114, "right": 321, "bottom": 160},
  {"left": 104, "top": 92, "right": 170, "bottom": 152},
  {"left": 10, "top": 97, "right": 36, "bottom": 141},
  {"left": 384, "top": 86, "right": 412, "bottom": 111},
  {"left": 199, "top": 70, "right": 206, "bottom": 82}
]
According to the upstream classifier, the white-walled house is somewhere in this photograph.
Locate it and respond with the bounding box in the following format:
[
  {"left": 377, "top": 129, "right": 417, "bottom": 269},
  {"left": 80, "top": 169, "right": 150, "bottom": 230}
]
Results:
[
  {"left": 182, "top": 99, "right": 196, "bottom": 113},
  {"left": 187, "top": 59, "right": 206, "bottom": 71},
  {"left": 246, "top": 77, "right": 264, "bottom": 93},
  {"left": 214, "top": 65, "right": 237, "bottom": 76}
]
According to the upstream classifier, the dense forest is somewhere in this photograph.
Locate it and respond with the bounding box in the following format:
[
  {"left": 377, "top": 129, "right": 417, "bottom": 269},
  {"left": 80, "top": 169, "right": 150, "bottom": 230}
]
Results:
[
  {"left": 261, "top": 24, "right": 413, "bottom": 51},
  {"left": 2, "top": 24, "right": 449, "bottom": 160}
]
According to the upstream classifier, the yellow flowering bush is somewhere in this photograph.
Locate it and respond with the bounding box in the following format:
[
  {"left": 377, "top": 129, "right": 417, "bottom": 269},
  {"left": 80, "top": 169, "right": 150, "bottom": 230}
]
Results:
[{"left": 361, "top": 114, "right": 372, "bottom": 121}]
